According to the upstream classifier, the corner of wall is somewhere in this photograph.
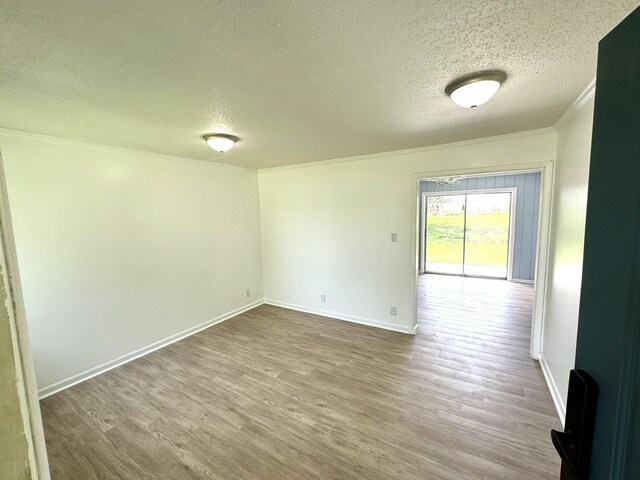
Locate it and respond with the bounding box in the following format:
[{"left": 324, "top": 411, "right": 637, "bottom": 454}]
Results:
[
  {"left": 538, "top": 75, "right": 596, "bottom": 425},
  {"left": 540, "top": 354, "right": 567, "bottom": 425},
  {"left": 553, "top": 77, "right": 596, "bottom": 132}
]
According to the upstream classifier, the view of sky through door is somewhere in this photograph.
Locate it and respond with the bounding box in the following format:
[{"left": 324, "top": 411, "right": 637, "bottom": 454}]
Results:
[{"left": 425, "top": 192, "right": 512, "bottom": 278}]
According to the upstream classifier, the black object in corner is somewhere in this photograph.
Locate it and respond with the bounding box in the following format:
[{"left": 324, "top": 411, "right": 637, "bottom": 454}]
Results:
[{"left": 551, "top": 369, "right": 599, "bottom": 480}]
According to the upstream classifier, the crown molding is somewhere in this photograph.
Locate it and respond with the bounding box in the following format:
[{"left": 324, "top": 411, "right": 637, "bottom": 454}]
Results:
[
  {"left": 0, "top": 127, "right": 254, "bottom": 172},
  {"left": 0, "top": 125, "right": 560, "bottom": 175},
  {"left": 258, "top": 128, "right": 556, "bottom": 173},
  {"left": 553, "top": 77, "right": 596, "bottom": 130}
]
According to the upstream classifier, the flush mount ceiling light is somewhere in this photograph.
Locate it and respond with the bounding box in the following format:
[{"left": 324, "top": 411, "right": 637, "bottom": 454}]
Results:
[
  {"left": 445, "top": 70, "right": 507, "bottom": 108},
  {"left": 203, "top": 134, "right": 238, "bottom": 153}
]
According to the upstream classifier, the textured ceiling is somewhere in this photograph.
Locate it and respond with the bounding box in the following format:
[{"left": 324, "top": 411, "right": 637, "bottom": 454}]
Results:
[{"left": 1, "top": 1, "right": 638, "bottom": 169}]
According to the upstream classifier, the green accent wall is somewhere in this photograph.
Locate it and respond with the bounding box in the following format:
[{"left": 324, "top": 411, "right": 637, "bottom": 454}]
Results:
[{"left": 574, "top": 5, "right": 640, "bottom": 479}]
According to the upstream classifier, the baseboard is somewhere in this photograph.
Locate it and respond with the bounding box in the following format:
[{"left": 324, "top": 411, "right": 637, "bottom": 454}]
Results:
[
  {"left": 264, "top": 299, "right": 416, "bottom": 335},
  {"left": 539, "top": 354, "right": 566, "bottom": 426},
  {"left": 511, "top": 278, "right": 535, "bottom": 284},
  {"left": 38, "top": 299, "right": 265, "bottom": 399}
]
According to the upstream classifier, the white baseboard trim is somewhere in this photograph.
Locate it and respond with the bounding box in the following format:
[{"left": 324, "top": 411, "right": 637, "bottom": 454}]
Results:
[
  {"left": 264, "top": 299, "right": 416, "bottom": 335},
  {"left": 539, "top": 354, "right": 566, "bottom": 426},
  {"left": 511, "top": 278, "right": 535, "bottom": 284},
  {"left": 38, "top": 299, "right": 265, "bottom": 399}
]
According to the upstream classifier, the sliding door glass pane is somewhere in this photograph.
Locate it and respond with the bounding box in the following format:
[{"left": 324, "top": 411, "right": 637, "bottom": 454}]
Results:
[
  {"left": 464, "top": 192, "right": 511, "bottom": 278},
  {"left": 425, "top": 195, "right": 465, "bottom": 275}
]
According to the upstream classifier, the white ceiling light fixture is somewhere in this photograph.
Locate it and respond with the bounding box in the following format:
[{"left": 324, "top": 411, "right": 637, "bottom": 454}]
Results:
[
  {"left": 203, "top": 134, "right": 238, "bottom": 153},
  {"left": 445, "top": 70, "right": 507, "bottom": 108}
]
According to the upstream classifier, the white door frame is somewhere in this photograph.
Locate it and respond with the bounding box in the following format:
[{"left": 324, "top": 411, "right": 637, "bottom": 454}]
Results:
[
  {"left": 411, "top": 161, "right": 554, "bottom": 360},
  {"left": 0, "top": 154, "right": 51, "bottom": 479},
  {"left": 421, "top": 188, "right": 517, "bottom": 280}
]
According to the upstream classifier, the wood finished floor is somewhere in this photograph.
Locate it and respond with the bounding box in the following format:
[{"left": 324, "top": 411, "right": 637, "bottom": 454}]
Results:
[{"left": 41, "top": 274, "right": 561, "bottom": 479}]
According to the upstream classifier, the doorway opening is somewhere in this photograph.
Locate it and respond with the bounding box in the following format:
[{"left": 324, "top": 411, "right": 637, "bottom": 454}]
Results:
[
  {"left": 418, "top": 171, "right": 542, "bottom": 286},
  {"left": 415, "top": 169, "right": 547, "bottom": 355},
  {"left": 423, "top": 190, "right": 515, "bottom": 279},
  {"left": 411, "top": 168, "right": 560, "bottom": 474}
]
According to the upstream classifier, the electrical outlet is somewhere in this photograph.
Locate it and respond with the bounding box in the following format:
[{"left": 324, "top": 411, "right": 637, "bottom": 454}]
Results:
[
  {"left": 390, "top": 306, "right": 397, "bottom": 316},
  {"left": 246, "top": 289, "right": 251, "bottom": 297},
  {"left": 391, "top": 233, "right": 398, "bottom": 242},
  {"left": 321, "top": 294, "right": 326, "bottom": 303}
]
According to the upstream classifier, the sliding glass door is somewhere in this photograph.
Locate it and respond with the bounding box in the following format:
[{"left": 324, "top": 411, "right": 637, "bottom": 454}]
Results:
[
  {"left": 424, "top": 194, "right": 466, "bottom": 275},
  {"left": 424, "top": 191, "right": 512, "bottom": 278}
]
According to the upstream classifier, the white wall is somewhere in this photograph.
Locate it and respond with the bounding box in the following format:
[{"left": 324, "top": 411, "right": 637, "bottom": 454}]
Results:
[
  {"left": 258, "top": 130, "right": 556, "bottom": 333},
  {"left": 1, "top": 121, "right": 583, "bottom": 412},
  {"left": 540, "top": 93, "right": 595, "bottom": 421},
  {"left": 0, "top": 130, "right": 263, "bottom": 394}
]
